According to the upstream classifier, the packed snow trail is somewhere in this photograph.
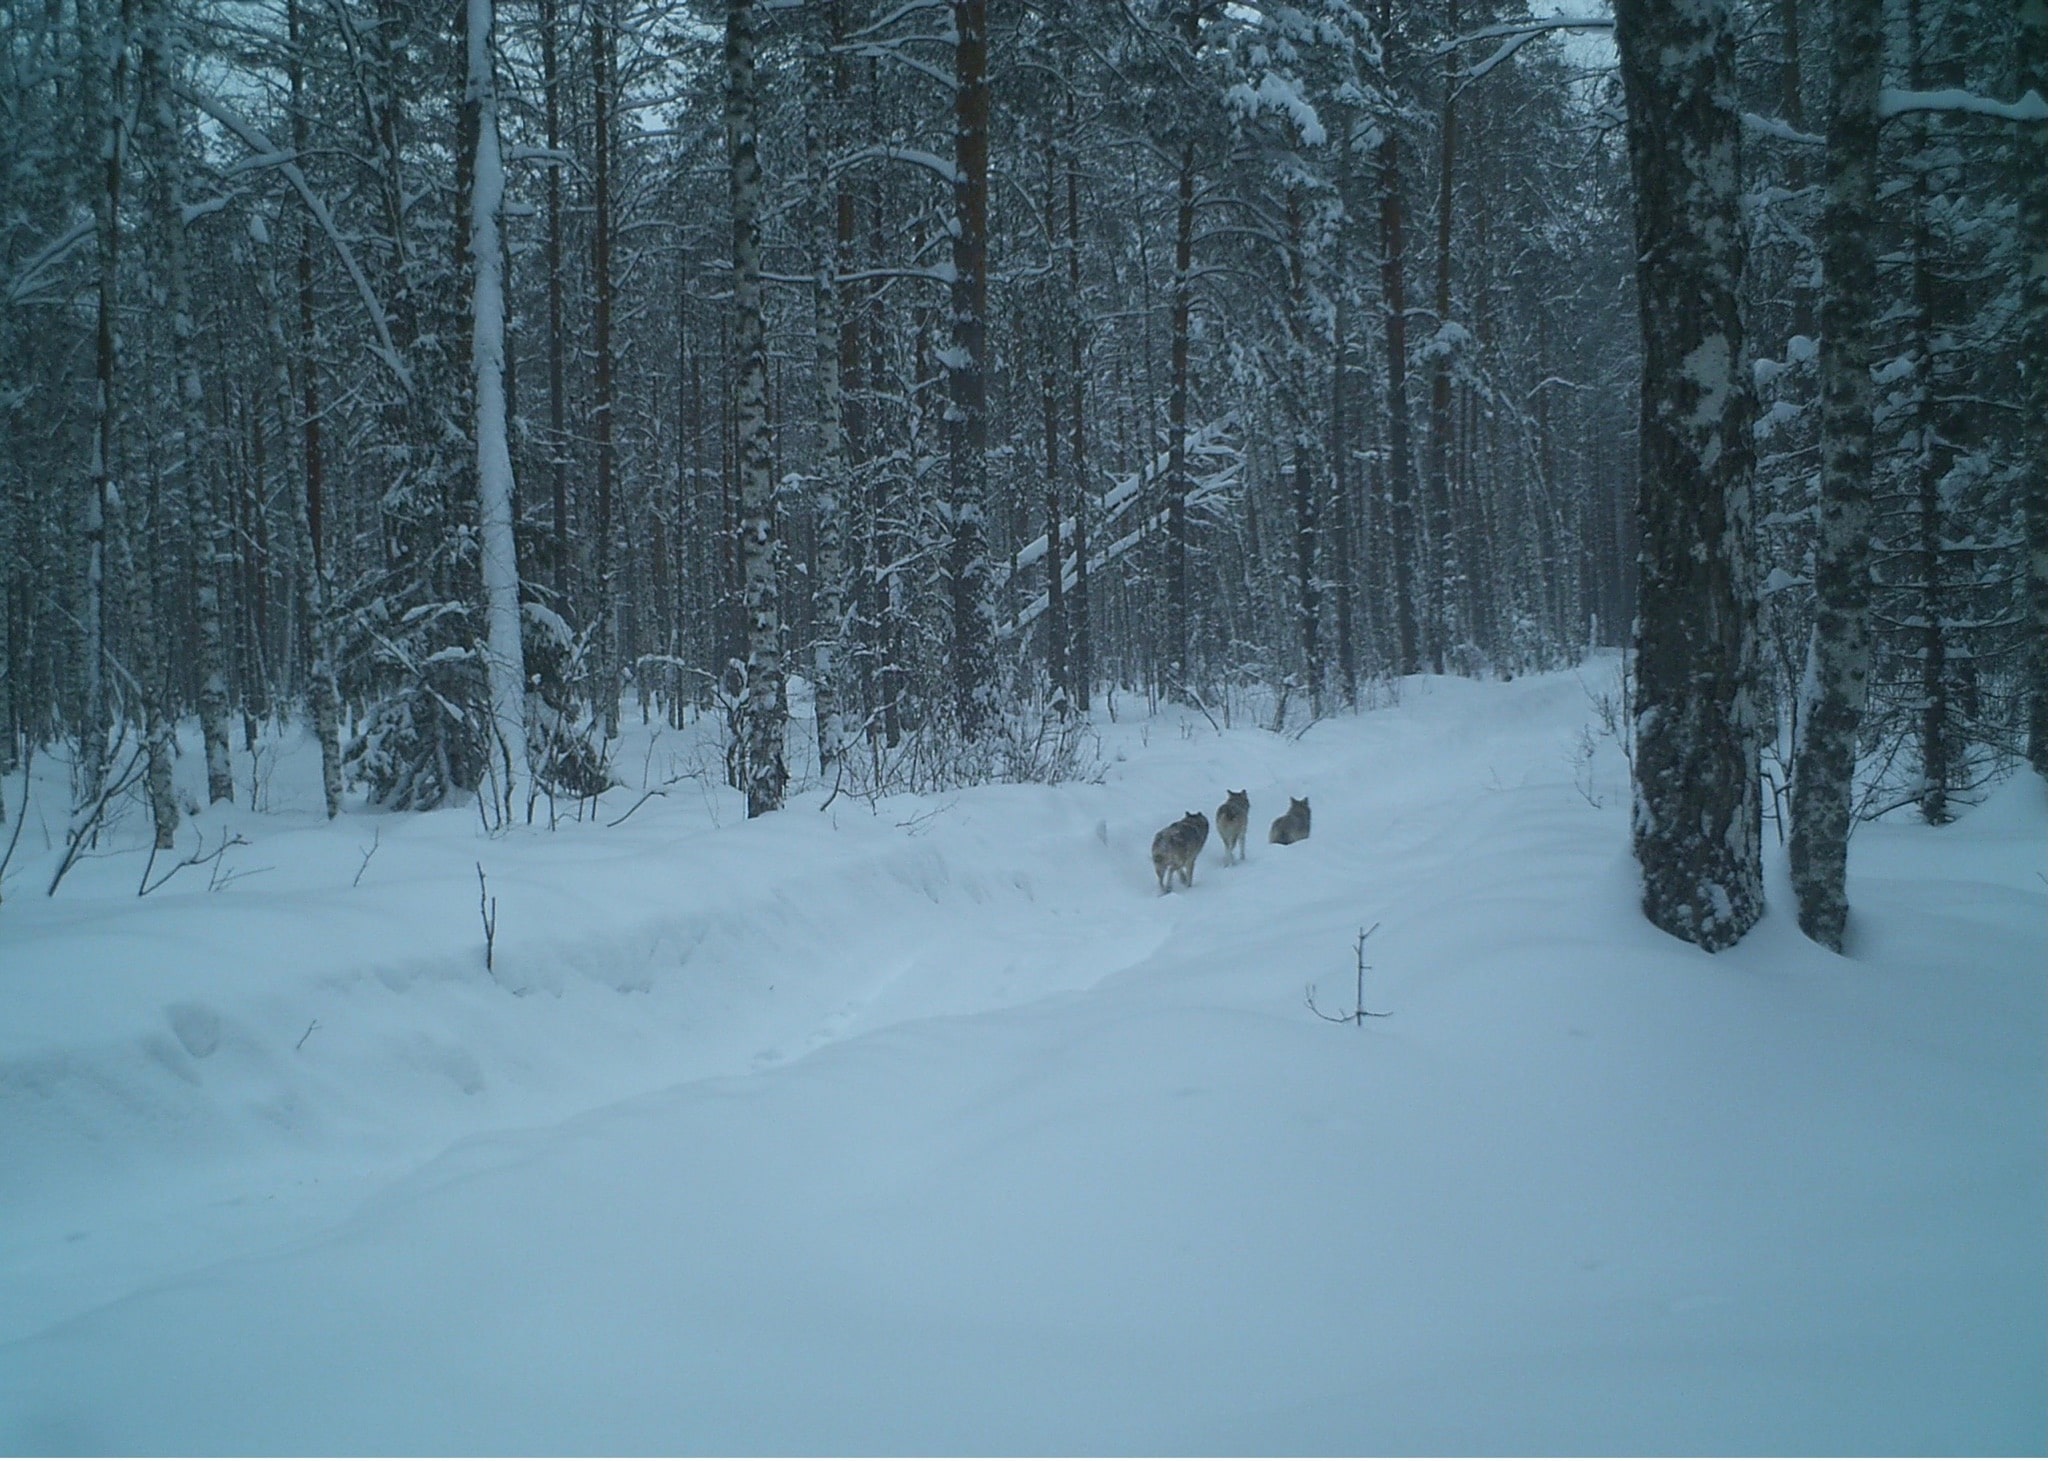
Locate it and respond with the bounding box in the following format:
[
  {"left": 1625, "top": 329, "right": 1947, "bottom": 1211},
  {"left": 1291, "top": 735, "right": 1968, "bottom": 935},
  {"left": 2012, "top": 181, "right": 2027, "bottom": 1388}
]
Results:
[{"left": 2, "top": 665, "right": 2042, "bottom": 1452}]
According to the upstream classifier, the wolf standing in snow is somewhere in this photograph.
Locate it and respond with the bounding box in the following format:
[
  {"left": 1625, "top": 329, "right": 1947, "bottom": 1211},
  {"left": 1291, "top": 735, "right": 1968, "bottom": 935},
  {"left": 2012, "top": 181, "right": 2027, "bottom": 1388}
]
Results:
[
  {"left": 1215, "top": 790, "right": 1250, "bottom": 863},
  {"left": 1151, "top": 811, "right": 1210, "bottom": 892},
  {"left": 1269, "top": 796, "right": 1310, "bottom": 846}
]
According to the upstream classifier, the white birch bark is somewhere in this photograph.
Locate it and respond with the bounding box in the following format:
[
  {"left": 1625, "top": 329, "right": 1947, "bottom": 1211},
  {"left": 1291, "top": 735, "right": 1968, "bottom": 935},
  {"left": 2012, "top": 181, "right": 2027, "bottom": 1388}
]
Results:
[{"left": 465, "top": 0, "right": 530, "bottom": 823}]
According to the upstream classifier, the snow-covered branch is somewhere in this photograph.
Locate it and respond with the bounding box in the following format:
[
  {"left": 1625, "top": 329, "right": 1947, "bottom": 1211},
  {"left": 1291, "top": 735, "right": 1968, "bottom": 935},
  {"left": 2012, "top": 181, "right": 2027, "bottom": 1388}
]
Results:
[
  {"left": 1877, "top": 87, "right": 2048, "bottom": 123},
  {"left": 174, "top": 82, "right": 413, "bottom": 394}
]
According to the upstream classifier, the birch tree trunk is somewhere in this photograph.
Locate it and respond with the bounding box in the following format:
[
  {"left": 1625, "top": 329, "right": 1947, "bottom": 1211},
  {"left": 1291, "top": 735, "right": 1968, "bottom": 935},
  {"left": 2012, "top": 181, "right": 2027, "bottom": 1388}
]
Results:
[
  {"left": 1789, "top": 0, "right": 1883, "bottom": 951},
  {"left": 464, "top": 0, "right": 530, "bottom": 823},
  {"left": 1614, "top": 0, "right": 1765, "bottom": 951},
  {"left": 726, "top": 0, "right": 785, "bottom": 815},
  {"left": 85, "top": 0, "right": 135, "bottom": 800}
]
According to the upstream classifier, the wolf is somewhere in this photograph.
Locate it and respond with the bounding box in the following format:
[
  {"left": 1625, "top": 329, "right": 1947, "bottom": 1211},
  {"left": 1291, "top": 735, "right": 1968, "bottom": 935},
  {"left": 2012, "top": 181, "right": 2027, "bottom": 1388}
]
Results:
[
  {"left": 1268, "top": 795, "right": 1311, "bottom": 846},
  {"left": 1151, "top": 810, "right": 1210, "bottom": 892},
  {"left": 1215, "top": 790, "right": 1250, "bottom": 863}
]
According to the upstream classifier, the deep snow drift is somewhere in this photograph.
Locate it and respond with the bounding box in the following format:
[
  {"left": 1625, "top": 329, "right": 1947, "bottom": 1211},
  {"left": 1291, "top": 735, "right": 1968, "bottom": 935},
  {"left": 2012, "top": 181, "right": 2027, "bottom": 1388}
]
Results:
[{"left": 2, "top": 662, "right": 2042, "bottom": 1454}]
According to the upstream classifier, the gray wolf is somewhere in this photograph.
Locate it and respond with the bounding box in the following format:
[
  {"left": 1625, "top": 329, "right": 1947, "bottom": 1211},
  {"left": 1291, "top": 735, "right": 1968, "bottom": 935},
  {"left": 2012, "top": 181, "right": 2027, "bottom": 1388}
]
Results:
[
  {"left": 1269, "top": 796, "right": 1310, "bottom": 845},
  {"left": 1151, "top": 810, "right": 1210, "bottom": 892},
  {"left": 1216, "top": 790, "right": 1250, "bottom": 863}
]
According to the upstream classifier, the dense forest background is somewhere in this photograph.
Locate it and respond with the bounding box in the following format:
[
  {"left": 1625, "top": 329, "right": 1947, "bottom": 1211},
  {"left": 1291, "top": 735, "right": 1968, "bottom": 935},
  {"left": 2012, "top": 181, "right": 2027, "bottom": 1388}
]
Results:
[{"left": 0, "top": 0, "right": 2039, "bottom": 906}]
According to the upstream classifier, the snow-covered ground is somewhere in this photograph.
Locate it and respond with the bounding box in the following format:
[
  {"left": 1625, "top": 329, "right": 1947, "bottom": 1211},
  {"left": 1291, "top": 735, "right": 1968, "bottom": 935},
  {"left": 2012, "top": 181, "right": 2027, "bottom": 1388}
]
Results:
[{"left": 2, "top": 660, "right": 2042, "bottom": 1454}]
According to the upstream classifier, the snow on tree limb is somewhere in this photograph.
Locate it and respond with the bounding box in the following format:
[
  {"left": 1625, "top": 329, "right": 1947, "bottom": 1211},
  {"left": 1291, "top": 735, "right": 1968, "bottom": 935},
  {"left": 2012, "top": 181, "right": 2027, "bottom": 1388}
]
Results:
[
  {"left": 1877, "top": 87, "right": 2048, "bottom": 122},
  {"left": 174, "top": 82, "right": 412, "bottom": 393}
]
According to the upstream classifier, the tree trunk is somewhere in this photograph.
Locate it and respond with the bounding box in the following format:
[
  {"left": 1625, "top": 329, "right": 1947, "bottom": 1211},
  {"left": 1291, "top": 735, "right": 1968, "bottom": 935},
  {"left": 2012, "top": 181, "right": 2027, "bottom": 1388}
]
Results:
[
  {"left": 85, "top": 0, "right": 136, "bottom": 799},
  {"left": 727, "top": 0, "right": 785, "bottom": 815},
  {"left": 465, "top": 0, "right": 530, "bottom": 823},
  {"left": 286, "top": 0, "right": 342, "bottom": 818},
  {"left": 1425, "top": 0, "right": 1459, "bottom": 674},
  {"left": 807, "top": 5, "right": 848, "bottom": 772},
  {"left": 1614, "top": 0, "right": 1765, "bottom": 951},
  {"left": 540, "top": 0, "right": 568, "bottom": 604},
  {"left": 1165, "top": 139, "right": 1196, "bottom": 695},
  {"left": 946, "top": 0, "right": 995, "bottom": 735},
  {"left": 1378, "top": 122, "right": 1421, "bottom": 676},
  {"left": 1067, "top": 128, "right": 1092, "bottom": 712},
  {"left": 144, "top": 5, "right": 233, "bottom": 806},
  {"left": 1789, "top": 0, "right": 1882, "bottom": 951},
  {"left": 591, "top": 0, "right": 621, "bottom": 737},
  {"left": 2020, "top": 0, "right": 2048, "bottom": 775}
]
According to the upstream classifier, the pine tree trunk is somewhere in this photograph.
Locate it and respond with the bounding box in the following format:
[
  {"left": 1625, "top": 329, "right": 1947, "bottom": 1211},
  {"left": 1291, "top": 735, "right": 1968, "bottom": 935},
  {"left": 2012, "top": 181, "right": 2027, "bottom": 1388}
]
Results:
[
  {"left": 1330, "top": 232, "right": 1358, "bottom": 707},
  {"left": 1425, "top": 0, "right": 1459, "bottom": 675},
  {"left": 806, "top": 8, "right": 848, "bottom": 773},
  {"left": 946, "top": 0, "right": 995, "bottom": 735},
  {"left": 1906, "top": 0, "right": 1953, "bottom": 824},
  {"left": 540, "top": 0, "right": 568, "bottom": 604},
  {"left": 2021, "top": 0, "right": 2048, "bottom": 775},
  {"left": 1789, "top": 0, "right": 1882, "bottom": 952},
  {"left": 1614, "top": 0, "right": 1765, "bottom": 952},
  {"left": 287, "top": 0, "right": 342, "bottom": 818},
  {"left": 1378, "top": 123, "right": 1421, "bottom": 677},
  {"left": 591, "top": 0, "right": 621, "bottom": 738},
  {"left": 1165, "top": 139, "right": 1195, "bottom": 695},
  {"left": 726, "top": 0, "right": 785, "bottom": 815},
  {"left": 144, "top": 6, "right": 233, "bottom": 805},
  {"left": 465, "top": 0, "right": 530, "bottom": 823},
  {"left": 1067, "top": 134, "right": 1092, "bottom": 713}
]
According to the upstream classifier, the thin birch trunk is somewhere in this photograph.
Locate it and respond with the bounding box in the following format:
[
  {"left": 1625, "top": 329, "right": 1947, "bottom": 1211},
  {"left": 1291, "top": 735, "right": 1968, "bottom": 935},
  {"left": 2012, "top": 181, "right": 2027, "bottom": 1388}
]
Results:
[
  {"left": 464, "top": 0, "right": 530, "bottom": 822},
  {"left": 1789, "top": 0, "right": 1882, "bottom": 951}
]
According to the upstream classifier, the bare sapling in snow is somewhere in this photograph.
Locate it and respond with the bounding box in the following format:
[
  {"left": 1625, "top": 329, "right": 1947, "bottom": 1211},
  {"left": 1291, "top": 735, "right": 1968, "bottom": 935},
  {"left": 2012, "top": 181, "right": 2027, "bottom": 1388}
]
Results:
[{"left": 1307, "top": 923, "right": 1392, "bottom": 1025}]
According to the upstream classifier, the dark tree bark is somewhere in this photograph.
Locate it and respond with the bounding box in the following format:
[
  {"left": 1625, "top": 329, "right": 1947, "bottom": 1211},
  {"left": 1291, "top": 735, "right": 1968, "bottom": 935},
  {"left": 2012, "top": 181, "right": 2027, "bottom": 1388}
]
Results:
[
  {"left": 1789, "top": 0, "right": 1882, "bottom": 951},
  {"left": 1425, "top": 0, "right": 1459, "bottom": 675},
  {"left": 806, "top": 3, "right": 849, "bottom": 771},
  {"left": 2021, "top": 0, "right": 2048, "bottom": 775},
  {"left": 592, "top": 0, "right": 621, "bottom": 737},
  {"left": 540, "top": 0, "right": 568, "bottom": 603},
  {"left": 1614, "top": 0, "right": 1765, "bottom": 951},
  {"left": 946, "top": 0, "right": 996, "bottom": 734},
  {"left": 1377, "top": 113, "right": 1421, "bottom": 676},
  {"left": 726, "top": 0, "right": 785, "bottom": 814},
  {"left": 1165, "top": 138, "right": 1195, "bottom": 694},
  {"left": 1066, "top": 132, "right": 1092, "bottom": 713}
]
